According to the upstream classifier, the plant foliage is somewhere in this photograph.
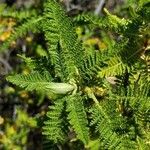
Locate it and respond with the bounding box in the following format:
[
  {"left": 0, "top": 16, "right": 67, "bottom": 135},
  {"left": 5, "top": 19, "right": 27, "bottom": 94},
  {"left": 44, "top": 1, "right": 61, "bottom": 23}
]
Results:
[{"left": 3, "top": 0, "right": 150, "bottom": 149}]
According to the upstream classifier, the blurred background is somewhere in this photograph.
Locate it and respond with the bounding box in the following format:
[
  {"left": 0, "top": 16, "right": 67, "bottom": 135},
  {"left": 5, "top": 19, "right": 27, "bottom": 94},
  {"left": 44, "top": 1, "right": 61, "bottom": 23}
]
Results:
[{"left": 0, "top": 0, "right": 133, "bottom": 149}]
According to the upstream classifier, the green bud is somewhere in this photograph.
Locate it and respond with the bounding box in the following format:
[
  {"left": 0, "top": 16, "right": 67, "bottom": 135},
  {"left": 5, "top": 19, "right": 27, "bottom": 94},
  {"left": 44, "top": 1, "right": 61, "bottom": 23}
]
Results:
[{"left": 45, "top": 83, "right": 75, "bottom": 95}]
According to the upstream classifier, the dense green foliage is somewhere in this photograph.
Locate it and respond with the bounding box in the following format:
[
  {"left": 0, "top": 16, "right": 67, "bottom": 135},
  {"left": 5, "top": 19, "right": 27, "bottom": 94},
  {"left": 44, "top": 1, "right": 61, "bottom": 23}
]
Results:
[{"left": 0, "top": 0, "right": 150, "bottom": 149}]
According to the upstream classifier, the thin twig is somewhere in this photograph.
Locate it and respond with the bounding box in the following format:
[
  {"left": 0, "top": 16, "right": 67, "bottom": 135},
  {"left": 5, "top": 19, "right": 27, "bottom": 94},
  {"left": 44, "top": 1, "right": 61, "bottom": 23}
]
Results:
[
  {"left": 94, "top": 0, "right": 105, "bottom": 15},
  {"left": 64, "top": 0, "right": 71, "bottom": 11},
  {"left": 0, "top": 57, "right": 12, "bottom": 74}
]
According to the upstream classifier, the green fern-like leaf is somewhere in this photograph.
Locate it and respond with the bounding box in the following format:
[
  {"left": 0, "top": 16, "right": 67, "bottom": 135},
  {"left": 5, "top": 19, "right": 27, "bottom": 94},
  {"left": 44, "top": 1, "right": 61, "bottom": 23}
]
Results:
[
  {"left": 43, "top": 98, "right": 66, "bottom": 143},
  {"left": 6, "top": 72, "right": 52, "bottom": 91},
  {"left": 0, "top": 4, "right": 37, "bottom": 20},
  {"left": 17, "top": 55, "right": 52, "bottom": 73},
  {"left": 98, "top": 56, "right": 128, "bottom": 77},
  {"left": 74, "top": 10, "right": 129, "bottom": 34},
  {"left": 66, "top": 94, "right": 89, "bottom": 145},
  {"left": 7, "top": 72, "right": 75, "bottom": 100},
  {"left": 90, "top": 105, "right": 121, "bottom": 149},
  {"left": 118, "top": 81, "right": 150, "bottom": 125},
  {"left": 43, "top": 0, "right": 84, "bottom": 80},
  {"left": 81, "top": 51, "right": 103, "bottom": 81},
  {"left": 90, "top": 104, "right": 137, "bottom": 150}
]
